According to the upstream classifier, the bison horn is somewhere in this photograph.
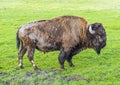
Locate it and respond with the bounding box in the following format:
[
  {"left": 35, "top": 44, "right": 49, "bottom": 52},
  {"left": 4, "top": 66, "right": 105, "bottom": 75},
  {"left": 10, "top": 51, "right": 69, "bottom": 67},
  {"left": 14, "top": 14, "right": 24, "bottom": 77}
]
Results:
[{"left": 89, "top": 25, "right": 95, "bottom": 34}]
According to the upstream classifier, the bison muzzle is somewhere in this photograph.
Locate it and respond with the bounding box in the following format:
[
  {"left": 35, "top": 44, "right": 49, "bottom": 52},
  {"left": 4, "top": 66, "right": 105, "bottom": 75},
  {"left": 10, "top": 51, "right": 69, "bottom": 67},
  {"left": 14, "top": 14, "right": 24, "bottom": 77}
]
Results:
[{"left": 16, "top": 16, "right": 106, "bottom": 70}]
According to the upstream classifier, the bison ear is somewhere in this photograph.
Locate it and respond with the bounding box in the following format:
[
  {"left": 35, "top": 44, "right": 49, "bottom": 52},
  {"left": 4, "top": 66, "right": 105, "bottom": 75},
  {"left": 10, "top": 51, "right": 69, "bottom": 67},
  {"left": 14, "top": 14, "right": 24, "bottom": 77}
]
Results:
[
  {"left": 96, "top": 23, "right": 102, "bottom": 27},
  {"left": 88, "top": 25, "right": 95, "bottom": 34},
  {"left": 98, "top": 23, "right": 102, "bottom": 26}
]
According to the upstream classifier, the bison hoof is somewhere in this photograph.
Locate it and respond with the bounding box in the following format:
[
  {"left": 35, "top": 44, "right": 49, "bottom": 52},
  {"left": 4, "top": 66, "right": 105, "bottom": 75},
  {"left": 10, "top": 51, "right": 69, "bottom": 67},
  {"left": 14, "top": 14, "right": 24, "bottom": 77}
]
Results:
[
  {"left": 60, "top": 68, "right": 66, "bottom": 71},
  {"left": 33, "top": 66, "right": 39, "bottom": 70},
  {"left": 60, "top": 65, "right": 65, "bottom": 70},
  {"left": 60, "top": 67, "right": 65, "bottom": 70},
  {"left": 69, "top": 64, "right": 75, "bottom": 67},
  {"left": 19, "top": 66, "right": 24, "bottom": 69}
]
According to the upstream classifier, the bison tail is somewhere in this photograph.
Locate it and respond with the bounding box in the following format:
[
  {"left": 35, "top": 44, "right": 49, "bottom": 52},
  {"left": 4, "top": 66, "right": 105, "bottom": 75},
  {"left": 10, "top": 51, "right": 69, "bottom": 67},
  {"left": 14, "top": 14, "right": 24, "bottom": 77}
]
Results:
[{"left": 16, "top": 31, "right": 21, "bottom": 50}]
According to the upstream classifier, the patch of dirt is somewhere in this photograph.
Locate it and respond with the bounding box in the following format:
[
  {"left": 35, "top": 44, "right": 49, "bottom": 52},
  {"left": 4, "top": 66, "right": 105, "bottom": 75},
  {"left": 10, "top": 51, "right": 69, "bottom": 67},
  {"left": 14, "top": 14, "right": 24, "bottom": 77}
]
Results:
[
  {"left": 0, "top": 72, "right": 7, "bottom": 76},
  {"left": 35, "top": 69, "right": 60, "bottom": 76},
  {"left": 23, "top": 69, "right": 61, "bottom": 85},
  {"left": 61, "top": 75, "right": 89, "bottom": 82},
  {"left": 35, "top": 69, "right": 60, "bottom": 79},
  {"left": 1, "top": 69, "right": 90, "bottom": 84},
  {"left": 25, "top": 69, "right": 90, "bottom": 82},
  {"left": 26, "top": 71, "right": 33, "bottom": 76}
]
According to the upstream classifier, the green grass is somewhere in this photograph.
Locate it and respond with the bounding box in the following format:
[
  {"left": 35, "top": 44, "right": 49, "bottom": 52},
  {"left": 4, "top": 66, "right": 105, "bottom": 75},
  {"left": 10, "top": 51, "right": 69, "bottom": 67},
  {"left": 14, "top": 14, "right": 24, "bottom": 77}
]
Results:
[{"left": 0, "top": 0, "right": 120, "bottom": 85}]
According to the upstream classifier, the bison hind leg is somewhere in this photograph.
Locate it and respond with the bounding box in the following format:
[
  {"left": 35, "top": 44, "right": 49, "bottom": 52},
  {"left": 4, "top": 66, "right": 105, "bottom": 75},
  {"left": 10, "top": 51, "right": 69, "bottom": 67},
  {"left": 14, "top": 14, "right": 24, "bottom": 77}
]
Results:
[
  {"left": 18, "top": 45, "right": 27, "bottom": 69},
  {"left": 27, "top": 46, "right": 38, "bottom": 70}
]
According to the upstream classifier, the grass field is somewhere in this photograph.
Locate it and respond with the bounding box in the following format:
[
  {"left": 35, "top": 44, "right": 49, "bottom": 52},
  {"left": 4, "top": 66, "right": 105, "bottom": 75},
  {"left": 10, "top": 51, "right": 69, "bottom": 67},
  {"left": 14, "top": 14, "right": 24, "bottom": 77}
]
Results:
[{"left": 0, "top": 0, "right": 120, "bottom": 85}]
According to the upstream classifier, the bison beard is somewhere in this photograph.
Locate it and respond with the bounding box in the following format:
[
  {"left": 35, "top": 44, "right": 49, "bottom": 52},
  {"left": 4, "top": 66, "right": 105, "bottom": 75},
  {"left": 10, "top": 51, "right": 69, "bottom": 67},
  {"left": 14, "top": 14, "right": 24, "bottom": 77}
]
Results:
[{"left": 16, "top": 16, "right": 106, "bottom": 70}]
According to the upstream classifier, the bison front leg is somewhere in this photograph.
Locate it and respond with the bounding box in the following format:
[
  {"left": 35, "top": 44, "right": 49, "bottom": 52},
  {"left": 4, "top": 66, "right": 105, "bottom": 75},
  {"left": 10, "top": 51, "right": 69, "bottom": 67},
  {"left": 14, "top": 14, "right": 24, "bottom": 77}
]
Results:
[
  {"left": 58, "top": 49, "right": 70, "bottom": 70},
  {"left": 27, "top": 46, "right": 38, "bottom": 70},
  {"left": 66, "top": 54, "right": 75, "bottom": 67}
]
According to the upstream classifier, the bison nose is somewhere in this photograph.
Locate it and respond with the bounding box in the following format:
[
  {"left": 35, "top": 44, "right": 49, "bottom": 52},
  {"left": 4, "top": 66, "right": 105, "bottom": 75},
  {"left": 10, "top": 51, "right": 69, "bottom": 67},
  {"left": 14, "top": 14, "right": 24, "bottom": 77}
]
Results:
[
  {"left": 96, "top": 41, "right": 106, "bottom": 55},
  {"left": 96, "top": 49, "right": 101, "bottom": 55},
  {"left": 102, "top": 41, "right": 106, "bottom": 48}
]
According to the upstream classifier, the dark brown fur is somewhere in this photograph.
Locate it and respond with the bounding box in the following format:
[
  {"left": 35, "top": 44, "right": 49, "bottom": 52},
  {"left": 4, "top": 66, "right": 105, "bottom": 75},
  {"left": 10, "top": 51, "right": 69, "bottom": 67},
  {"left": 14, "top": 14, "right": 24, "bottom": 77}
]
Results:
[{"left": 16, "top": 16, "right": 106, "bottom": 70}]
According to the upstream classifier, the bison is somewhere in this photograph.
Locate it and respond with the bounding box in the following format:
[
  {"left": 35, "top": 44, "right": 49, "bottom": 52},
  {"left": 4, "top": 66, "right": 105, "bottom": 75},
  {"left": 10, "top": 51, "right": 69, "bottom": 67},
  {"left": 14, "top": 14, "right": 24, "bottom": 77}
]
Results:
[{"left": 16, "top": 16, "right": 106, "bottom": 70}]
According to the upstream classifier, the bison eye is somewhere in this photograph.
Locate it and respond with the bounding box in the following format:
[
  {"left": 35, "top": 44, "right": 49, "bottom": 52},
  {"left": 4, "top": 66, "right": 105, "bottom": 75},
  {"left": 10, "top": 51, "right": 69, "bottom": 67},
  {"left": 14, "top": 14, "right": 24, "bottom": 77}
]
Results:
[{"left": 92, "top": 27, "right": 96, "bottom": 30}]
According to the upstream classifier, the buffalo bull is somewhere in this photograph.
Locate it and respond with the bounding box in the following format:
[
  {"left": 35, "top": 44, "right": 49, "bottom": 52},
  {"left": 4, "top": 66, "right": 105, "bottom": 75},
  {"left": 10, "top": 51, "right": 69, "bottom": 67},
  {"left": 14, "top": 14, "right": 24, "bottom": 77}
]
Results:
[{"left": 16, "top": 16, "right": 106, "bottom": 70}]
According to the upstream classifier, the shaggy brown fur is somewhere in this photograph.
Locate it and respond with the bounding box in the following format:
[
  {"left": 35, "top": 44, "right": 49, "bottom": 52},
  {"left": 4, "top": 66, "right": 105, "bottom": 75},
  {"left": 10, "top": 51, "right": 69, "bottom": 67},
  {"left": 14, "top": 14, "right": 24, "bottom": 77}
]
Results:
[{"left": 16, "top": 16, "right": 106, "bottom": 70}]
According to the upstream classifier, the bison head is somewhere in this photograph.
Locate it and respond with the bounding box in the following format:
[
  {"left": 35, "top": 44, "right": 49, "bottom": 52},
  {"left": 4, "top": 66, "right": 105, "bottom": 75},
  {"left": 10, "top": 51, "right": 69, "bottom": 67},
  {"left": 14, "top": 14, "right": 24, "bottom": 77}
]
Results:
[{"left": 88, "top": 23, "right": 106, "bottom": 54}]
